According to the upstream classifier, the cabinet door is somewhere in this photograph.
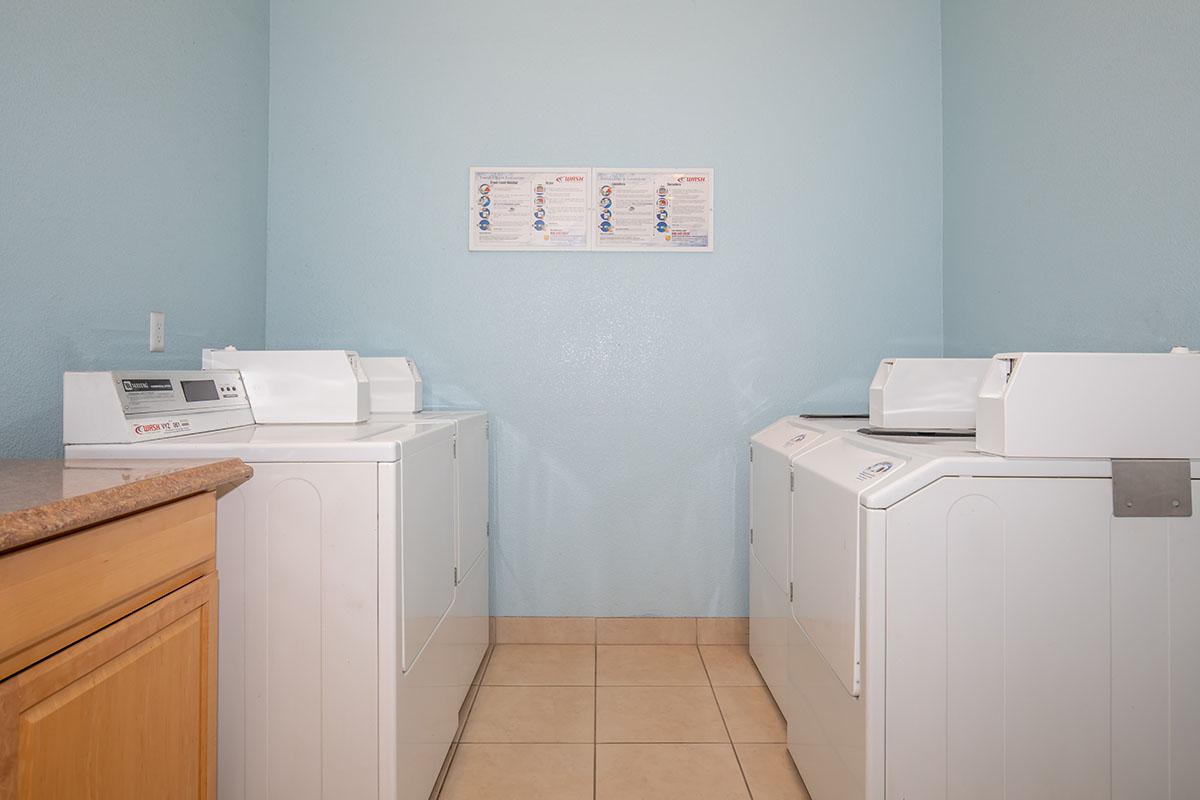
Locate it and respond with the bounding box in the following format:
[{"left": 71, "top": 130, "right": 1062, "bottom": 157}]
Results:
[{"left": 0, "top": 574, "right": 217, "bottom": 800}]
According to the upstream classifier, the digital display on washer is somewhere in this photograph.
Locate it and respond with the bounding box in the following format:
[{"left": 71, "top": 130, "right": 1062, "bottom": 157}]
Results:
[{"left": 181, "top": 380, "right": 220, "bottom": 403}]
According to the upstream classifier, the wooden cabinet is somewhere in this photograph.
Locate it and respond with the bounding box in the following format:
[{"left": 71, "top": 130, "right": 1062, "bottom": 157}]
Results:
[{"left": 0, "top": 493, "right": 218, "bottom": 799}]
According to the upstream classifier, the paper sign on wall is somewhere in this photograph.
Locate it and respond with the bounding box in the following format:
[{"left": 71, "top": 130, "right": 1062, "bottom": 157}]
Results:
[
  {"left": 468, "top": 167, "right": 714, "bottom": 252},
  {"left": 468, "top": 167, "right": 591, "bottom": 251},
  {"left": 592, "top": 168, "right": 714, "bottom": 252}
]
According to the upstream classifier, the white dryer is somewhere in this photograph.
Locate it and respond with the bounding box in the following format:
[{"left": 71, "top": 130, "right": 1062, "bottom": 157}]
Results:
[
  {"left": 358, "top": 358, "right": 490, "bottom": 655},
  {"left": 373, "top": 410, "right": 489, "bottom": 593},
  {"left": 750, "top": 415, "right": 861, "bottom": 717},
  {"left": 751, "top": 352, "right": 1200, "bottom": 800},
  {"left": 63, "top": 369, "right": 486, "bottom": 800},
  {"left": 371, "top": 409, "right": 489, "bottom": 793}
]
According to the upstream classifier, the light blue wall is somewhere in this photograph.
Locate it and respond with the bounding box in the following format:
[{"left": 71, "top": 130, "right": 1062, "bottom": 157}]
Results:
[
  {"left": 266, "top": 0, "right": 944, "bottom": 615},
  {"left": 6, "top": 2, "right": 1192, "bottom": 613},
  {"left": 942, "top": 1, "right": 1200, "bottom": 355},
  {"left": 0, "top": 1, "right": 270, "bottom": 457}
]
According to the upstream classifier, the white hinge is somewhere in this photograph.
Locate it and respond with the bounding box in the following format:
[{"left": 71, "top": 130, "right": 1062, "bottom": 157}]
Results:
[
  {"left": 452, "top": 435, "right": 458, "bottom": 458},
  {"left": 749, "top": 445, "right": 754, "bottom": 462},
  {"left": 749, "top": 527, "right": 754, "bottom": 544},
  {"left": 486, "top": 521, "right": 491, "bottom": 537},
  {"left": 789, "top": 472, "right": 795, "bottom": 491},
  {"left": 453, "top": 566, "right": 459, "bottom": 585},
  {"left": 485, "top": 420, "right": 490, "bottom": 439},
  {"left": 789, "top": 582, "right": 794, "bottom": 602}
]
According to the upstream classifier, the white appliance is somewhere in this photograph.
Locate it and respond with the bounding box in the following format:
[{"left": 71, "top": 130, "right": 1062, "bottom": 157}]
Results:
[
  {"left": 201, "top": 347, "right": 371, "bottom": 423},
  {"left": 749, "top": 415, "right": 863, "bottom": 720},
  {"left": 364, "top": 358, "right": 488, "bottom": 604},
  {"left": 363, "top": 356, "right": 424, "bottom": 413},
  {"left": 976, "top": 350, "right": 1200, "bottom": 458},
  {"left": 750, "top": 352, "right": 1200, "bottom": 800},
  {"left": 63, "top": 369, "right": 253, "bottom": 442},
  {"left": 378, "top": 411, "right": 489, "bottom": 582},
  {"left": 64, "top": 370, "right": 489, "bottom": 800},
  {"left": 867, "top": 357, "right": 990, "bottom": 430},
  {"left": 371, "top": 409, "right": 489, "bottom": 794}
]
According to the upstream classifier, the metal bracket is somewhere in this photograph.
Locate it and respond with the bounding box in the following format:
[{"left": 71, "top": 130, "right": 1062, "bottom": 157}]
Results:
[{"left": 1112, "top": 459, "right": 1192, "bottom": 518}]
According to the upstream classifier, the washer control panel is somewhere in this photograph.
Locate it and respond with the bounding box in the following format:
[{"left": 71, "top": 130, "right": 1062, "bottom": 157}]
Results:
[
  {"left": 64, "top": 370, "right": 255, "bottom": 444},
  {"left": 115, "top": 371, "right": 248, "bottom": 415}
]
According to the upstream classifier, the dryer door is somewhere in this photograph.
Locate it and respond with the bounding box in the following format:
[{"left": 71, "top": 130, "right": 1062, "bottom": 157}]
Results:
[
  {"left": 791, "top": 437, "right": 906, "bottom": 697},
  {"left": 382, "top": 438, "right": 456, "bottom": 673}
]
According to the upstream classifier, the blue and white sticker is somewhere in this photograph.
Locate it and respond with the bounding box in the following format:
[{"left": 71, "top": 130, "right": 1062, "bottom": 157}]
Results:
[
  {"left": 600, "top": 197, "right": 612, "bottom": 209},
  {"left": 599, "top": 220, "right": 613, "bottom": 233},
  {"left": 533, "top": 219, "right": 545, "bottom": 231},
  {"left": 478, "top": 218, "right": 490, "bottom": 230},
  {"left": 656, "top": 221, "right": 669, "bottom": 233}
]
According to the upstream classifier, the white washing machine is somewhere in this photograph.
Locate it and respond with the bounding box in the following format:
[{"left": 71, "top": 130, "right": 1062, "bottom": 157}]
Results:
[
  {"left": 750, "top": 352, "right": 1200, "bottom": 800},
  {"left": 63, "top": 367, "right": 488, "bottom": 800}
]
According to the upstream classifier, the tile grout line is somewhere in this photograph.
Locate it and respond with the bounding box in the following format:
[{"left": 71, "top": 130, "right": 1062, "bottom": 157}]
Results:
[
  {"left": 456, "top": 643, "right": 769, "bottom": 798},
  {"left": 437, "top": 644, "right": 496, "bottom": 799},
  {"left": 698, "top": 643, "right": 756, "bottom": 800},
  {"left": 458, "top": 743, "right": 758, "bottom": 748},
  {"left": 482, "top": 682, "right": 745, "bottom": 688},
  {"left": 593, "top": 637, "right": 598, "bottom": 800},
  {"left": 496, "top": 642, "right": 726, "bottom": 646}
]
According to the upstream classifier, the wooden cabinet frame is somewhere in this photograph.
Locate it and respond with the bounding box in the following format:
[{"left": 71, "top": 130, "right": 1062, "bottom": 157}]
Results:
[{"left": 0, "top": 493, "right": 219, "bottom": 799}]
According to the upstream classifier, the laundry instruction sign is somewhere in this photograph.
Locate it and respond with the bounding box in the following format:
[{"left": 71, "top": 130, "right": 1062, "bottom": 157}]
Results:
[
  {"left": 593, "top": 169, "right": 714, "bottom": 251},
  {"left": 469, "top": 168, "right": 591, "bottom": 251},
  {"left": 468, "top": 167, "right": 714, "bottom": 252}
]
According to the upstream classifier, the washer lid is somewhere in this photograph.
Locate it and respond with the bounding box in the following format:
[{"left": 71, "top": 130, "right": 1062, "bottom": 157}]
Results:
[{"left": 65, "top": 419, "right": 455, "bottom": 463}]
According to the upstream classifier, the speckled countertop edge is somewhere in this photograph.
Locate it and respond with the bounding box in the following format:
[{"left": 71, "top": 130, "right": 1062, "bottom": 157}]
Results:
[{"left": 0, "top": 459, "right": 253, "bottom": 554}]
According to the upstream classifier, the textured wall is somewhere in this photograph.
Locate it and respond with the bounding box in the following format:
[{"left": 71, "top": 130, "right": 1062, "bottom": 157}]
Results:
[
  {"left": 266, "top": 0, "right": 944, "bottom": 615},
  {"left": 5, "top": 0, "right": 1194, "bottom": 614},
  {"left": 0, "top": 1, "right": 269, "bottom": 457},
  {"left": 943, "top": 0, "right": 1200, "bottom": 355}
]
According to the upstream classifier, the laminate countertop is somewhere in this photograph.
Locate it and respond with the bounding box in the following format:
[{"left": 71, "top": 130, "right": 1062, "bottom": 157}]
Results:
[{"left": 0, "top": 458, "right": 252, "bottom": 554}]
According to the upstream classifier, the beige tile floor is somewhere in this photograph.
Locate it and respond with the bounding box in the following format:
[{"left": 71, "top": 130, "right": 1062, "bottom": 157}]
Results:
[{"left": 437, "top": 642, "right": 812, "bottom": 800}]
